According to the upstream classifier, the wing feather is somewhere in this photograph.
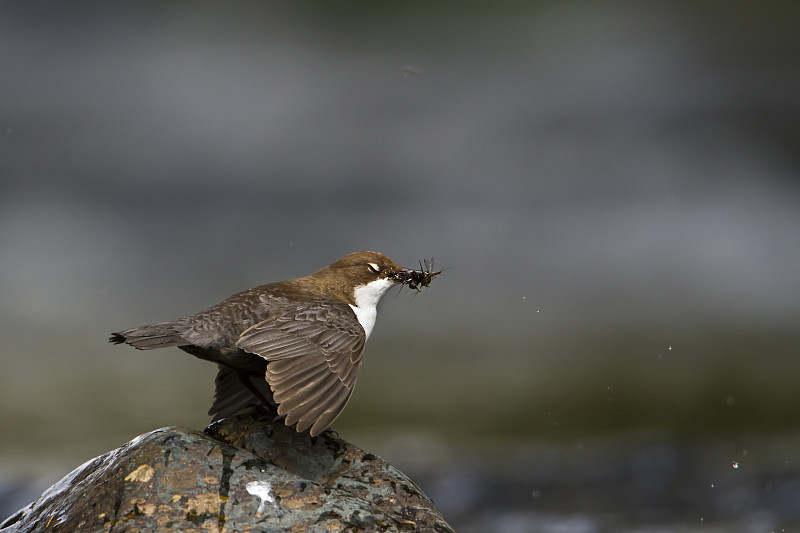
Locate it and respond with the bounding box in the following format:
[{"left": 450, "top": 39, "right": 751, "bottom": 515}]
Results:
[
  {"left": 208, "top": 364, "right": 273, "bottom": 421},
  {"left": 294, "top": 377, "right": 354, "bottom": 434},
  {"left": 272, "top": 365, "right": 331, "bottom": 404},
  {"left": 235, "top": 302, "right": 366, "bottom": 435},
  {"left": 270, "top": 364, "right": 329, "bottom": 394},
  {"left": 281, "top": 373, "right": 341, "bottom": 420},
  {"left": 310, "top": 386, "right": 354, "bottom": 436},
  {"left": 267, "top": 355, "right": 319, "bottom": 375}
]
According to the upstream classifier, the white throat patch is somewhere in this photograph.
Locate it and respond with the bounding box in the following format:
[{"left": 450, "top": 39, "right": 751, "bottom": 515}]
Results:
[{"left": 349, "top": 277, "right": 395, "bottom": 340}]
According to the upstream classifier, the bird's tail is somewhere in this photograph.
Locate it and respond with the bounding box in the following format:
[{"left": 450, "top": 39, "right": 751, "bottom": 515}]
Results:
[{"left": 109, "top": 322, "right": 188, "bottom": 350}]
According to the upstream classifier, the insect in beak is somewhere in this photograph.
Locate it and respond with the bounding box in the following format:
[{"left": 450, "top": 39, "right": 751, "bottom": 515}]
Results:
[{"left": 393, "top": 257, "right": 442, "bottom": 291}]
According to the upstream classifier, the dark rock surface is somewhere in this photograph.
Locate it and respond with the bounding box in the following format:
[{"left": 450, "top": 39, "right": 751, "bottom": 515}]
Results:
[{"left": 1, "top": 415, "right": 455, "bottom": 532}]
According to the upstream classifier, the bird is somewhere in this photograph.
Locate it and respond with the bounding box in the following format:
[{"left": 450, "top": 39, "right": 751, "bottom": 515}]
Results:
[{"left": 110, "top": 251, "right": 433, "bottom": 436}]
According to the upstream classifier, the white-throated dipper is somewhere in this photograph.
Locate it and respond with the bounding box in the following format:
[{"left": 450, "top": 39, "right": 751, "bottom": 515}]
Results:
[{"left": 110, "top": 251, "right": 439, "bottom": 436}]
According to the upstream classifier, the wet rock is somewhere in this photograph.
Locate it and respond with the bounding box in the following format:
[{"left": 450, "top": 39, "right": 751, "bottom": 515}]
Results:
[{"left": 1, "top": 415, "right": 455, "bottom": 532}]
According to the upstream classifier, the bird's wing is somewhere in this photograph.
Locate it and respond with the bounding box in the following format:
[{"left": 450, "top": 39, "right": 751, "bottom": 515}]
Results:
[
  {"left": 236, "top": 302, "right": 366, "bottom": 436},
  {"left": 208, "top": 364, "right": 273, "bottom": 422}
]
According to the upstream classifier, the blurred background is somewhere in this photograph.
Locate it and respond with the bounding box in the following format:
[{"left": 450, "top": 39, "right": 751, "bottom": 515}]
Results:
[{"left": 1, "top": 1, "right": 799, "bottom": 531}]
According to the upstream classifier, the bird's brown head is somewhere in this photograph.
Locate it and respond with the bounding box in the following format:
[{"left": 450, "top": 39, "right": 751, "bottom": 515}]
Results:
[
  {"left": 327, "top": 251, "right": 405, "bottom": 279},
  {"left": 301, "top": 251, "right": 404, "bottom": 304},
  {"left": 305, "top": 251, "right": 441, "bottom": 304}
]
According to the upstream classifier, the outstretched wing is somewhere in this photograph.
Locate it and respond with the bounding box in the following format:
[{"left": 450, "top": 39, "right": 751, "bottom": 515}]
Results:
[{"left": 236, "top": 302, "right": 366, "bottom": 436}]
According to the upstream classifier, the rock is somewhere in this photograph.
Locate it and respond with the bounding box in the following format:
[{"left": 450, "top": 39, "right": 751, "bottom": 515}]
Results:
[{"left": 1, "top": 415, "right": 455, "bottom": 532}]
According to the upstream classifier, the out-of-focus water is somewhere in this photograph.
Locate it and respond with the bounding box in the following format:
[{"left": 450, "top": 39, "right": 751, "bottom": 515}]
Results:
[{"left": 1, "top": 2, "right": 799, "bottom": 531}]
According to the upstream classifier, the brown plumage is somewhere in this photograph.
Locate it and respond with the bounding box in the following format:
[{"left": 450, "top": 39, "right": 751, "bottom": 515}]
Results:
[{"left": 110, "top": 251, "right": 429, "bottom": 436}]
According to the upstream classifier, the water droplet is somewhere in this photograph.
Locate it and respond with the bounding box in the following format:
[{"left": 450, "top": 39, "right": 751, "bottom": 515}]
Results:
[
  {"left": 726, "top": 396, "right": 736, "bottom": 407},
  {"left": 531, "top": 490, "right": 541, "bottom": 499},
  {"left": 732, "top": 461, "right": 739, "bottom": 469},
  {"left": 522, "top": 296, "right": 526, "bottom": 300}
]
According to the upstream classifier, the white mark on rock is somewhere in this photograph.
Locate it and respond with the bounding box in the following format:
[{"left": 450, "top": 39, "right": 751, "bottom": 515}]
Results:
[{"left": 246, "top": 480, "right": 276, "bottom": 514}]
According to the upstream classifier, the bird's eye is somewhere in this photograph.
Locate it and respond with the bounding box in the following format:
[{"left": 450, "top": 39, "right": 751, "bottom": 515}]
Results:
[{"left": 367, "top": 263, "right": 380, "bottom": 274}]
